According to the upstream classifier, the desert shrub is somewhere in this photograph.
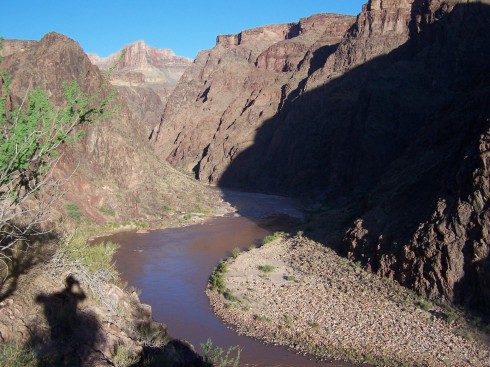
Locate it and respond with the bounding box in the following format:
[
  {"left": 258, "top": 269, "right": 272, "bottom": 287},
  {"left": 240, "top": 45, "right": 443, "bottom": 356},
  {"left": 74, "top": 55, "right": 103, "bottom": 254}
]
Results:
[
  {"left": 261, "top": 231, "right": 284, "bottom": 245},
  {"left": 231, "top": 247, "right": 240, "bottom": 258},
  {"left": 209, "top": 260, "right": 227, "bottom": 293},
  {"left": 416, "top": 299, "right": 432, "bottom": 311},
  {"left": 284, "top": 275, "right": 295, "bottom": 281},
  {"left": 223, "top": 289, "right": 240, "bottom": 302},
  {"left": 258, "top": 264, "right": 275, "bottom": 273},
  {"left": 113, "top": 344, "right": 139, "bottom": 367},
  {"left": 66, "top": 203, "right": 83, "bottom": 223},
  {"left": 201, "top": 338, "right": 240, "bottom": 367}
]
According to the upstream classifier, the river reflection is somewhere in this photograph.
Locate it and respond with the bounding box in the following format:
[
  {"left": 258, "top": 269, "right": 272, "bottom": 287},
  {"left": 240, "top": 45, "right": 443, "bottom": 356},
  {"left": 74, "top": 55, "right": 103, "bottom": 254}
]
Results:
[{"left": 107, "top": 190, "right": 358, "bottom": 367}]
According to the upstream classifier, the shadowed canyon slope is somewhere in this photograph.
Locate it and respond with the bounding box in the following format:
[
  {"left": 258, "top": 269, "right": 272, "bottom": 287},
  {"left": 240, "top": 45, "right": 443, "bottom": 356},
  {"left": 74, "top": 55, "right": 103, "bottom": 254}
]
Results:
[
  {"left": 152, "top": 13, "right": 356, "bottom": 179},
  {"left": 0, "top": 34, "right": 219, "bottom": 224},
  {"left": 154, "top": 0, "right": 490, "bottom": 312}
]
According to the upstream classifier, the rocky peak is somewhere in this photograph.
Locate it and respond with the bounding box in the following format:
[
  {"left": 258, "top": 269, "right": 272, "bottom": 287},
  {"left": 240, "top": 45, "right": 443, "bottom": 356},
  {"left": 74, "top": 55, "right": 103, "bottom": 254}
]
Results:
[
  {"left": 88, "top": 41, "right": 191, "bottom": 89},
  {"left": 89, "top": 41, "right": 192, "bottom": 121},
  {"left": 0, "top": 39, "right": 35, "bottom": 58}
]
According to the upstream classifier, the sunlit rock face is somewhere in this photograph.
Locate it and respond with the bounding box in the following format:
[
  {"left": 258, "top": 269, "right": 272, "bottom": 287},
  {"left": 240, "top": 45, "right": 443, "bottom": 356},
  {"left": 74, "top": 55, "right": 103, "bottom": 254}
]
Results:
[{"left": 1, "top": 33, "right": 220, "bottom": 224}]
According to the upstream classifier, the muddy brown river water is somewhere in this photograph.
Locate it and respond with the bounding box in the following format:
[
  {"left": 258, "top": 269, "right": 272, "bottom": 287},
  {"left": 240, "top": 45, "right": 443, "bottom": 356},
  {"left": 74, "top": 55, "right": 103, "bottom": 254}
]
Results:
[{"left": 108, "top": 191, "right": 359, "bottom": 367}]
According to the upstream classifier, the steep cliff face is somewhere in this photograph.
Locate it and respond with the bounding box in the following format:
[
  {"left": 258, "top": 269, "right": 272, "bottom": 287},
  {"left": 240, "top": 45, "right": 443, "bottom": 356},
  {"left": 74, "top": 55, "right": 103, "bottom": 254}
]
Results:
[
  {"left": 155, "top": 0, "right": 490, "bottom": 311},
  {"left": 1, "top": 33, "right": 220, "bottom": 224},
  {"left": 152, "top": 14, "right": 355, "bottom": 181}
]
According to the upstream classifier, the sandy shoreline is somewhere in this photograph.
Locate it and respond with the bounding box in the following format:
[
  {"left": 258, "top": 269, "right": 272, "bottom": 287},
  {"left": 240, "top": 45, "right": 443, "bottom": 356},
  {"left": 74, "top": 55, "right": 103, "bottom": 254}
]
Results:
[{"left": 207, "top": 236, "right": 490, "bottom": 366}]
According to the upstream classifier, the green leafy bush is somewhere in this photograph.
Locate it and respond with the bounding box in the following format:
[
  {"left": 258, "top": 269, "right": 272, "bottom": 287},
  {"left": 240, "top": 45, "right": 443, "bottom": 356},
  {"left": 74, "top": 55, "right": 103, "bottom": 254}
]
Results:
[
  {"left": 209, "top": 260, "right": 227, "bottom": 293},
  {"left": 0, "top": 41, "right": 116, "bottom": 258}
]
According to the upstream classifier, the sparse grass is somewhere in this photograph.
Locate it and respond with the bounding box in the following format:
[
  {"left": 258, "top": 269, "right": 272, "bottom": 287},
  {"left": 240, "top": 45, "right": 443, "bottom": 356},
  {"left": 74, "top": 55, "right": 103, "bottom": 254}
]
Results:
[
  {"left": 0, "top": 341, "right": 39, "bottom": 367},
  {"left": 231, "top": 247, "right": 240, "bottom": 259},
  {"left": 284, "top": 275, "right": 295, "bottom": 281},
  {"left": 223, "top": 289, "right": 240, "bottom": 302},
  {"left": 99, "top": 206, "right": 116, "bottom": 216},
  {"left": 258, "top": 264, "right": 275, "bottom": 273},
  {"left": 255, "top": 315, "right": 271, "bottom": 322},
  {"left": 248, "top": 244, "right": 256, "bottom": 250},
  {"left": 416, "top": 299, "right": 432, "bottom": 311},
  {"left": 66, "top": 203, "right": 83, "bottom": 223},
  {"left": 113, "top": 344, "right": 139, "bottom": 367},
  {"left": 61, "top": 230, "right": 120, "bottom": 276},
  {"left": 261, "top": 231, "right": 284, "bottom": 245}
]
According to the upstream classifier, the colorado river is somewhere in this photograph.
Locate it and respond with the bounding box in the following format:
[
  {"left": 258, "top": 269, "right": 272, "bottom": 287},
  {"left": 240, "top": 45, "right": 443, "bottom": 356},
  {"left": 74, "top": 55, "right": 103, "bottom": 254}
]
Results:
[{"left": 108, "top": 191, "right": 358, "bottom": 367}]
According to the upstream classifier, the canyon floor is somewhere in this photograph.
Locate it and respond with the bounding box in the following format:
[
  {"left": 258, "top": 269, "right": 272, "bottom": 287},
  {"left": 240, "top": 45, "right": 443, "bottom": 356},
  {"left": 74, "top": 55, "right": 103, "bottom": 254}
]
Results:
[{"left": 207, "top": 236, "right": 490, "bottom": 367}]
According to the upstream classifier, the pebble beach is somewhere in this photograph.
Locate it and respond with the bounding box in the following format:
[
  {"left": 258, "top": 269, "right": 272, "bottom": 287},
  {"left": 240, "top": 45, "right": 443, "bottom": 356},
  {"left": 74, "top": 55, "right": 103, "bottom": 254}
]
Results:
[{"left": 207, "top": 236, "right": 490, "bottom": 366}]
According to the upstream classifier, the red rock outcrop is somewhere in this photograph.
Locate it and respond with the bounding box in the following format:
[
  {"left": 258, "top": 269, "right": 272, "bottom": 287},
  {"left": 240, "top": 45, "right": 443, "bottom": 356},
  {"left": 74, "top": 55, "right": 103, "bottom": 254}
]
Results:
[{"left": 1, "top": 33, "right": 220, "bottom": 224}]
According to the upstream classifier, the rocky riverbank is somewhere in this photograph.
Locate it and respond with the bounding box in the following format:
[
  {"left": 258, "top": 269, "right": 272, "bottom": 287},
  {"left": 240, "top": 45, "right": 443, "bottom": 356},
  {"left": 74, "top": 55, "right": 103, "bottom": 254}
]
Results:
[{"left": 207, "top": 236, "right": 490, "bottom": 366}]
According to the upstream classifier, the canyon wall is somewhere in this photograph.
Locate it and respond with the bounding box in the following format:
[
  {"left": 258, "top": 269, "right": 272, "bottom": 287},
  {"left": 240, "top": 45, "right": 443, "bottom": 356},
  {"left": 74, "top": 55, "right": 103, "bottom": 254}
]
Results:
[
  {"left": 154, "top": 1, "right": 490, "bottom": 311},
  {"left": 152, "top": 13, "right": 355, "bottom": 182},
  {"left": 0, "top": 33, "right": 219, "bottom": 224},
  {"left": 89, "top": 41, "right": 192, "bottom": 135}
]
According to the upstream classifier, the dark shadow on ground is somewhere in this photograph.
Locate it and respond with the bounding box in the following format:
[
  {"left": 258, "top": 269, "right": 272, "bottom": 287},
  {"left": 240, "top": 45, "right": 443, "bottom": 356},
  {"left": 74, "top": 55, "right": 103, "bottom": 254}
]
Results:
[
  {"left": 131, "top": 340, "right": 205, "bottom": 367},
  {"left": 29, "top": 276, "right": 103, "bottom": 367},
  {"left": 217, "top": 3, "right": 490, "bottom": 312},
  {"left": 0, "top": 233, "right": 58, "bottom": 302}
]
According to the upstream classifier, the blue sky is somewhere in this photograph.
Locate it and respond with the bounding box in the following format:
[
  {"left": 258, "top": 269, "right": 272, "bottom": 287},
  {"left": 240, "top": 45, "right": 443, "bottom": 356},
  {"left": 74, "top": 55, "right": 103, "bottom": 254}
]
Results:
[{"left": 1, "top": 1, "right": 366, "bottom": 59}]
